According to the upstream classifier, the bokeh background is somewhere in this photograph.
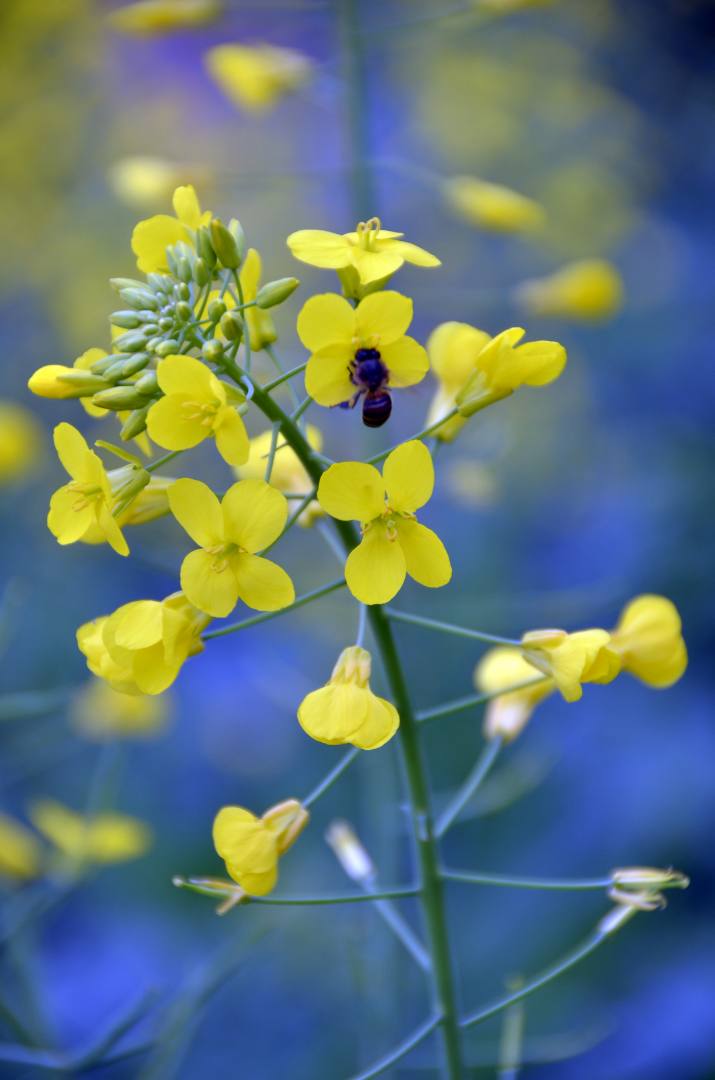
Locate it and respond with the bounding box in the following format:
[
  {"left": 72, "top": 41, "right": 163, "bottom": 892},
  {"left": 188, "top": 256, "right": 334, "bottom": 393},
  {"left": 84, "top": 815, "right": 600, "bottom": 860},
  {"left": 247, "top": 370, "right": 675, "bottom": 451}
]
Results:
[{"left": 1, "top": 0, "right": 713, "bottom": 1076}]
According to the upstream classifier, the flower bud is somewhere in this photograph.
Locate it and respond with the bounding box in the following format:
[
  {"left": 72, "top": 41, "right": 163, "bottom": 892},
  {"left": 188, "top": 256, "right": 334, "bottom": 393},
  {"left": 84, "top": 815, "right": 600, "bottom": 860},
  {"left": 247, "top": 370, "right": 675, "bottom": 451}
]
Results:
[
  {"left": 220, "top": 311, "right": 243, "bottom": 341},
  {"left": 134, "top": 371, "right": 159, "bottom": 396},
  {"left": 112, "top": 330, "right": 150, "bottom": 353},
  {"left": 176, "top": 282, "right": 191, "bottom": 301},
  {"left": 121, "top": 353, "right": 152, "bottom": 378},
  {"left": 110, "top": 310, "right": 142, "bottom": 329},
  {"left": 155, "top": 339, "right": 180, "bottom": 357},
  {"left": 91, "top": 352, "right": 130, "bottom": 375},
  {"left": 28, "top": 366, "right": 109, "bottom": 400},
  {"left": 325, "top": 820, "right": 375, "bottom": 884},
  {"left": 210, "top": 218, "right": 242, "bottom": 269},
  {"left": 118, "top": 287, "right": 159, "bottom": 311},
  {"left": 110, "top": 277, "right": 146, "bottom": 293},
  {"left": 207, "top": 298, "right": 226, "bottom": 322},
  {"left": 193, "top": 257, "right": 210, "bottom": 286},
  {"left": 158, "top": 316, "right": 174, "bottom": 332},
  {"left": 255, "top": 277, "right": 300, "bottom": 309},
  {"left": 92, "top": 386, "right": 153, "bottom": 411},
  {"left": 147, "top": 272, "right": 171, "bottom": 292},
  {"left": 202, "top": 340, "right": 224, "bottom": 364},
  {"left": 197, "top": 226, "right": 217, "bottom": 268},
  {"left": 177, "top": 256, "right": 193, "bottom": 284},
  {"left": 175, "top": 301, "right": 192, "bottom": 323},
  {"left": 120, "top": 406, "right": 151, "bottom": 442}
]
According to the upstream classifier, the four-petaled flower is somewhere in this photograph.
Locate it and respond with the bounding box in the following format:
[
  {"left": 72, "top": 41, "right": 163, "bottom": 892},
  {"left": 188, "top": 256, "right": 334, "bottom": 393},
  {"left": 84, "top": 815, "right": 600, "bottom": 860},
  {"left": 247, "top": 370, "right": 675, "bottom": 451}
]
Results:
[
  {"left": 77, "top": 592, "right": 210, "bottom": 695},
  {"left": 131, "top": 184, "right": 211, "bottom": 273},
  {"left": 147, "top": 355, "right": 249, "bottom": 466},
  {"left": 519, "top": 628, "right": 619, "bottom": 703},
  {"left": 297, "top": 291, "right": 429, "bottom": 427},
  {"left": 318, "top": 440, "right": 451, "bottom": 605},
  {"left": 298, "top": 645, "right": 399, "bottom": 749},
  {"left": 168, "top": 478, "right": 295, "bottom": 618},
  {"left": 213, "top": 798, "right": 309, "bottom": 896},
  {"left": 47, "top": 423, "right": 140, "bottom": 556},
  {"left": 452, "top": 326, "right": 567, "bottom": 419},
  {"left": 288, "top": 217, "right": 440, "bottom": 296}
]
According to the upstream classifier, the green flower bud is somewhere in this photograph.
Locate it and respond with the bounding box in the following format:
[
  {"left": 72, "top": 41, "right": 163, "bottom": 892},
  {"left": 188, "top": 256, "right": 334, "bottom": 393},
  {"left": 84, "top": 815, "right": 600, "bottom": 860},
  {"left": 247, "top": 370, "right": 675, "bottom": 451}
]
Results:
[
  {"left": 228, "top": 218, "right": 246, "bottom": 263},
  {"left": 176, "top": 282, "right": 191, "bottom": 301},
  {"left": 110, "top": 277, "right": 145, "bottom": 293},
  {"left": 109, "top": 311, "right": 142, "bottom": 329},
  {"left": 55, "top": 371, "right": 112, "bottom": 395},
  {"left": 220, "top": 311, "right": 243, "bottom": 341},
  {"left": 166, "top": 248, "right": 179, "bottom": 276},
  {"left": 112, "top": 330, "right": 150, "bottom": 353},
  {"left": 119, "top": 287, "right": 159, "bottom": 311},
  {"left": 177, "top": 257, "right": 193, "bottom": 284},
  {"left": 197, "top": 226, "right": 217, "bottom": 268},
  {"left": 158, "top": 316, "right": 174, "bottom": 332},
  {"left": 91, "top": 352, "right": 131, "bottom": 375},
  {"left": 175, "top": 301, "right": 192, "bottom": 322},
  {"left": 193, "top": 258, "right": 210, "bottom": 286},
  {"left": 134, "top": 371, "right": 159, "bottom": 396},
  {"left": 207, "top": 298, "right": 226, "bottom": 322},
  {"left": 202, "top": 340, "right": 224, "bottom": 364},
  {"left": 145, "top": 336, "right": 162, "bottom": 352},
  {"left": 155, "top": 339, "right": 180, "bottom": 358},
  {"left": 210, "top": 218, "right": 242, "bottom": 269},
  {"left": 92, "top": 386, "right": 152, "bottom": 411},
  {"left": 142, "top": 323, "right": 159, "bottom": 336},
  {"left": 256, "top": 277, "right": 300, "bottom": 309},
  {"left": 120, "top": 406, "right": 151, "bottom": 442},
  {"left": 146, "top": 273, "right": 171, "bottom": 292},
  {"left": 121, "top": 352, "right": 152, "bottom": 377}
]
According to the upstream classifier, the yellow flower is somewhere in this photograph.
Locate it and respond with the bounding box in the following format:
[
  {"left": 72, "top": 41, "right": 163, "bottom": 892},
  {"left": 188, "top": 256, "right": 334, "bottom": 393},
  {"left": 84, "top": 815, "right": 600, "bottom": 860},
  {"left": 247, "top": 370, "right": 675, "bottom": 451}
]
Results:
[
  {"left": 298, "top": 646, "right": 399, "bottom": 749},
  {"left": 297, "top": 291, "right": 429, "bottom": 427},
  {"left": 131, "top": 184, "right": 211, "bottom": 274},
  {"left": 443, "top": 176, "right": 544, "bottom": 233},
  {"left": 426, "top": 322, "right": 492, "bottom": 441},
  {"left": 30, "top": 800, "right": 150, "bottom": 867},
  {"left": 168, "top": 478, "right": 295, "bottom": 618},
  {"left": 288, "top": 217, "right": 440, "bottom": 291},
  {"left": 607, "top": 595, "right": 687, "bottom": 688},
  {"left": 147, "top": 355, "right": 249, "bottom": 466},
  {"left": 108, "top": 0, "right": 221, "bottom": 34},
  {"left": 205, "top": 43, "right": 311, "bottom": 113},
  {"left": 0, "top": 401, "right": 42, "bottom": 484},
  {"left": 213, "top": 798, "right": 308, "bottom": 896},
  {"left": 47, "top": 423, "right": 138, "bottom": 556},
  {"left": 236, "top": 425, "right": 323, "bottom": 527},
  {"left": 520, "top": 628, "right": 620, "bottom": 703},
  {"left": 516, "top": 259, "right": 624, "bottom": 322},
  {"left": 475, "top": 647, "right": 553, "bottom": 742},
  {"left": 0, "top": 813, "right": 42, "bottom": 883},
  {"left": 318, "top": 440, "right": 451, "bottom": 605},
  {"left": 239, "top": 248, "right": 277, "bottom": 351},
  {"left": 28, "top": 349, "right": 109, "bottom": 402},
  {"left": 71, "top": 678, "right": 170, "bottom": 740},
  {"left": 455, "top": 327, "right": 567, "bottom": 418},
  {"left": 78, "top": 475, "right": 173, "bottom": 547},
  {"left": 77, "top": 592, "right": 210, "bottom": 695}
]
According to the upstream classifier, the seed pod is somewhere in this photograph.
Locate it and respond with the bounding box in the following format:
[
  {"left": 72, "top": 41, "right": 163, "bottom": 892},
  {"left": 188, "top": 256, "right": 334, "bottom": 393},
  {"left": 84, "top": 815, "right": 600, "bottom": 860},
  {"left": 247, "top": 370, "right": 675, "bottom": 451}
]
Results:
[
  {"left": 134, "top": 371, "right": 159, "bottom": 396},
  {"left": 202, "top": 340, "right": 224, "bottom": 364},
  {"left": 207, "top": 298, "right": 226, "bottom": 322},
  {"left": 112, "top": 329, "right": 150, "bottom": 353},
  {"left": 220, "top": 311, "right": 243, "bottom": 341},
  {"left": 109, "top": 310, "right": 142, "bottom": 329},
  {"left": 256, "top": 277, "right": 300, "bottom": 309},
  {"left": 155, "top": 339, "right": 180, "bottom": 358},
  {"left": 120, "top": 405, "right": 151, "bottom": 442},
  {"left": 119, "top": 288, "right": 159, "bottom": 311},
  {"left": 210, "top": 218, "right": 242, "bottom": 269},
  {"left": 92, "top": 386, "right": 152, "bottom": 411}
]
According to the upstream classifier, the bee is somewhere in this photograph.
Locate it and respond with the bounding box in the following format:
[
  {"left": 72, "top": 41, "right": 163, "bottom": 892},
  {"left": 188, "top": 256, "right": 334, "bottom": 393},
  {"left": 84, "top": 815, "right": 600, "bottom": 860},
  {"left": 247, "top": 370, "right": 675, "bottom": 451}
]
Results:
[{"left": 362, "top": 390, "right": 392, "bottom": 428}]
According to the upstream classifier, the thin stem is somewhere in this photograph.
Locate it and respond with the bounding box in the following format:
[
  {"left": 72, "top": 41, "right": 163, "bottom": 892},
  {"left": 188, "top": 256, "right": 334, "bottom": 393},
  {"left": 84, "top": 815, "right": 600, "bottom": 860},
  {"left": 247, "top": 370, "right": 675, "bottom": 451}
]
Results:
[
  {"left": 303, "top": 747, "right": 361, "bottom": 809},
  {"left": 387, "top": 608, "right": 520, "bottom": 647},
  {"left": 355, "top": 603, "right": 367, "bottom": 647},
  {"left": 367, "top": 890, "right": 431, "bottom": 971},
  {"left": 442, "top": 869, "right": 613, "bottom": 892},
  {"left": 146, "top": 448, "right": 184, "bottom": 473},
  {"left": 262, "top": 359, "right": 308, "bottom": 395},
  {"left": 202, "top": 579, "right": 346, "bottom": 640},
  {"left": 364, "top": 408, "right": 460, "bottom": 466},
  {"left": 291, "top": 394, "right": 313, "bottom": 422},
  {"left": 435, "top": 737, "right": 503, "bottom": 838},
  {"left": 232, "top": 271, "right": 252, "bottom": 373},
  {"left": 417, "top": 681, "right": 548, "bottom": 725},
  {"left": 497, "top": 984, "right": 526, "bottom": 1080},
  {"left": 348, "top": 1013, "right": 442, "bottom": 1080},
  {"left": 174, "top": 878, "right": 419, "bottom": 905},
  {"left": 339, "top": 0, "right": 376, "bottom": 218},
  {"left": 264, "top": 422, "right": 281, "bottom": 482}
]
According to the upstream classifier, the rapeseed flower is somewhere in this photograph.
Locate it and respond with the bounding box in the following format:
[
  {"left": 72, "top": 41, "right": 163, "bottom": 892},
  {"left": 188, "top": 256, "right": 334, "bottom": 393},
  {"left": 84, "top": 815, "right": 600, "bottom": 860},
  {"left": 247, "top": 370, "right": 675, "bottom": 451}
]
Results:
[
  {"left": 519, "top": 628, "right": 619, "bottom": 702},
  {"left": 205, "top": 43, "right": 311, "bottom": 112},
  {"left": 607, "top": 595, "right": 687, "bottom": 688},
  {"left": 318, "top": 440, "right": 451, "bottom": 605},
  {"left": 443, "top": 176, "right": 544, "bottom": 233},
  {"left": 108, "top": 0, "right": 221, "bottom": 34},
  {"left": 131, "top": 184, "right": 210, "bottom": 274},
  {"left": 517, "top": 259, "right": 624, "bottom": 321},
  {"left": 288, "top": 217, "right": 440, "bottom": 293},
  {"left": 77, "top": 593, "right": 210, "bottom": 695},
  {"left": 239, "top": 248, "right": 277, "bottom": 350},
  {"left": 147, "top": 355, "right": 249, "bottom": 466},
  {"left": 455, "top": 327, "right": 567, "bottom": 418},
  {"left": 298, "top": 646, "right": 399, "bottom": 749},
  {"left": 426, "top": 322, "right": 492, "bottom": 441},
  {"left": 213, "top": 798, "right": 308, "bottom": 896},
  {"left": 0, "top": 814, "right": 42, "bottom": 883},
  {"left": 30, "top": 800, "right": 150, "bottom": 867},
  {"left": 0, "top": 402, "right": 42, "bottom": 484},
  {"left": 168, "top": 477, "right": 295, "bottom": 617},
  {"left": 71, "top": 678, "right": 170, "bottom": 740},
  {"left": 475, "top": 648, "right": 552, "bottom": 742},
  {"left": 236, "top": 426, "right": 323, "bottom": 527},
  {"left": 297, "top": 291, "right": 428, "bottom": 427},
  {"left": 28, "top": 349, "right": 109, "bottom": 402}
]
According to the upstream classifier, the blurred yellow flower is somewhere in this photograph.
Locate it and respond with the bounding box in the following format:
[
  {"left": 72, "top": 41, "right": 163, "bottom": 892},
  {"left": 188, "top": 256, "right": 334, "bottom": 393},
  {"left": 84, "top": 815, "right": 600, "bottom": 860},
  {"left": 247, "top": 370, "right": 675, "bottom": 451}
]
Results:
[
  {"left": 147, "top": 355, "right": 249, "bottom": 466},
  {"left": 205, "top": 42, "right": 311, "bottom": 112},
  {"left": 475, "top": 647, "right": 552, "bottom": 742},
  {"left": 318, "top": 440, "right": 451, "bottom": 605},
  {"left": 213, "top": 798, "right": 308, "bottom": 896},
  {"left": 288, "top": 217, "right": 440, "bottom": 289},
  {"left": 476, "top": 0, "right": 556, "bottom": 12},
  {"left": 455, "top": 327, "right": 566, "bottom": 418},
  {"left": 608, "top": 595, "right": 687, "bottom": 688},
  {"left": 30, "top": 800, "right": 150, "bottom": 867},
  {"left": 108, "top": 0, "right": 221, "bottom": 35},
  {"left": 47, "top": 423, "right": 136, "bottom": 556},
  {"left": 168, "top": 477, "right": 294, "bottom": 618},
  {"left": 298, "top": 645, "right": 399, "bottom": 749},
  {"left": 77, "top": 592, "right": 210, "bottom": 695},
  {"left": 516, "top": 259, "right": 624, "bottom": 321},
  {"left": 297, "top": 291, "right": 428, "bottom": 426},
  {"left": 71, "top": 678, "right": 170, "bottom": 740},
  {"left": 0, "top": 401, "right": 42, "bottom": 484},
  {"left": 236, "top": 426, "right": 323, "bottom": 527},
  {"left": 239, "top": 248, "right": 277, "bottom": 351},
  {"left": 443, "top": 176, "right": 545, "bottom": 233},
  {"left": 445, "top": 460, "right": 498, "bottom": 508},
  {"left": 0, "top": 813, "right": 43, "bottom": 883},
  {"left": 520, "top": 628, "right": 619, "bottom": 702},
  {"left": 132, "top": 185, "right": 210, "bottom": 274},
  {"left": 108, "top": 156, "right": 211, "bottom": 209}
]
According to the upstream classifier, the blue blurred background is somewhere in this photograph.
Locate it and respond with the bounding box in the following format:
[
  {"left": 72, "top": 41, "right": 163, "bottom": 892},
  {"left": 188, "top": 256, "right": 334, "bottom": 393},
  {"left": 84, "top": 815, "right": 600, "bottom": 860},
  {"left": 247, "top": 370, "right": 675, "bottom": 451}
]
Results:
[{"left": 0, "top": 0, "right": 713, "bottom": 1076}]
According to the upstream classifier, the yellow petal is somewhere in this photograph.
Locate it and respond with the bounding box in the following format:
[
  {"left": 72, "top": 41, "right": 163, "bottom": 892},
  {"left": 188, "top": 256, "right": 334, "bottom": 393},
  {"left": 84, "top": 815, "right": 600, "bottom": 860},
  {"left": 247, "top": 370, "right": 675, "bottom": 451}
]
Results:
[
  {"left": 233, "top": 553, "right": 295, "bottom": 611},
  {"left": 427, "top": 322, "right": 491, "bottom": 389},
  {"left": 383, "top": 440, "right": 434, "bottom": 513},
  {"left": 396, "top": 519, "right": 451, "bottom": 589},
  {"left": 297, "top": 683, "right": 369, "bottom": 745},
  {"left": 214, "top": 407, "right": 249, "bottom": 466},
  {"left": 156, "top": 354, "right": 215, "bottom": 398},
  {"left": 172, "top": 184, "right": 202, "bottom": 228},
  {"left": 53, "top": 423, "right": 91, "bottom": 480},
  {"left": 222, "top": 479, "right": 288, "bottom": 552},
  {"left": 296, "top": 293, "right": 355, "bottom": 351},
  {"left": 48, "top": 487, "right": 94, "bottom": 544},
  {"left": 350, "top": 247, "right": 404, "bottom": 284},
  {"left": 230, "top": 862, "right": 278, "bottom": 896},
  {"left": 239, "top": 247, "right": 261, "bottom": 301},
  {"left": 146, "top": 394, "right": 208, "bottom": 452},
  {"left": 96, "top": 504, "right": 130, "bottom": 557},
  {"left": 318, "top": 462, "right": 385, "bottom": 522},
  {"left": 382, "top": 336, "right": 429, "bottom": 388},
  {"left": 287, "top": 229, "right": 350, "bottom": 269},
  {"left": 509, "top": 341, "right": 567, "bottom": 387},
  {"left": 305, "top": 347, "right": 356, "bottom": 407},
  {"left": 613, "top": 594, "right": 687, "bottom": 688},
  {"left": 110, "top": 601, "right": 164, "bottom": 649},
  {"left": 351, "top": 695, "right": 399, "bottom": 749},
  {"left": 169, "top": 478, "right": 223, "bottom": 547},
  {"left": 345, "top": 526, "right": 406, "bottom": 605},
  {"left": 386, "top": 240, "right": 441, "bottom": 268},
  {"left": 181, "top": 549, "right": 240, "bottom": 618},
  {"left": 131, "top": 214, "right": 187, "bottom": 273},
  {"left": 213, "top": 807, "right": 276, "bottom": 871},
  {"left": 354, "top": 291, "right": 412, "bottom": 345}
]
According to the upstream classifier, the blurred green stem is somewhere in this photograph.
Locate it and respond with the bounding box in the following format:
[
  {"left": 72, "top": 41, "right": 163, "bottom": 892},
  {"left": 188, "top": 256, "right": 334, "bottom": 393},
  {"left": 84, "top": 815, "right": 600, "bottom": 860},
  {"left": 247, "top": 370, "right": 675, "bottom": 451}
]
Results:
[{"left": 339, "top": 0, "right": 376, "bottom": 218}]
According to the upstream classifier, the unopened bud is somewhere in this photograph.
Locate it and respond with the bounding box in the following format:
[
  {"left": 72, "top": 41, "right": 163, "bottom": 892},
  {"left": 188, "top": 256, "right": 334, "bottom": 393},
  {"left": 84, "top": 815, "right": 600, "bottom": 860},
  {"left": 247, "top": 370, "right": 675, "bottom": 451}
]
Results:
[
  {"left": 175, "top": 301, "right": 192, "bottom": 323},
  {"left": 118, "top": 287, "right": 159, "bottom": 311},
  {"left": 28, "top": 366, "right": 109, "bottom": 399},
  {"left": 120, "top": 352, "right": 152, "bottom": 378},
  {"left": 220, "top": 311, "right": 243, "bottom": 341},
  {"left": 146, "top": 273, "right": 170, "bottom": 292},
  {"left": 134, "top": 371, "right": 159, "bottom": 396},
  {"left": 255, "top": 276, "right": 300, "bottom": 309},
  {"left": 197, "top": 226, "right": 217, "bottom": 268},
  {"left": 158, "top": 316, "right": 174, "bottom": 332},
  {"left": 325, "top": 820, "right": 375, "bottom": 884},
  {"left": 210, "top": 218, "right": 242, "bottom": 269},
  {"left": 202, "top": 340, "right": 224, "bottom": 364},
  {"left": 92, "top": 386, "right": 151, "bottom": 411},
  {"left": 176, "top": 282, "right": 191, "bottom": 301},
  {"left": 177, "top": 256, "right": 193, "bottom": 284},
  {"left": 155, "top": 339, "right": 180, "bottom": 357},
  {"left": 193, "top": 257, "right": 210, "bottom": 286},
  {"left": 110, "top": 276, "right": 145, "bottom": 293},
  {"left": 207, "top": 298, "right": 226, "bottom": 322},
  {"left": 112, "top": 330, "right": 149, "bottom": 353},
  {"left": 110, "top": 310, "right": 142, "bottom": 329},
  {"left": 120, "top": 406, "right": 151, "bottom": 442}
]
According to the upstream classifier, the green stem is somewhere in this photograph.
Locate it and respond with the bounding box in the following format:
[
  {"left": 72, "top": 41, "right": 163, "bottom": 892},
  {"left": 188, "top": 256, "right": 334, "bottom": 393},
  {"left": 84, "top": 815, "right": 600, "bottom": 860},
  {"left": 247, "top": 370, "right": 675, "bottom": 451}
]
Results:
[
  {"left": 174, "top": 878, "right": 419, "bottom": 905},
  {"left": 435, "top": 737, "right": 503, "bottom": 838},
  {"left": 262, "top": 358, "right": 308, "bottom": 395},
  {"left": 364, "top": 408, "right": 461, "bottom": 466},
  {"left": 146, "top": 448, "right": 184, "bottom": 473},
  {"left": 417, "top": 681, "right": 548, "bottom": 725},
  {"left": 387, "top": 608, "right": 520, "bottom": 647},
  {"left": 303, "top": 746, "right": 361, "bottom": 808},
  {"left": 202, "top": 579, "right": 346, "bottom": 640},
  {"left": 442, "top": 870, "right": 613, "bottom": 892},
  {"left": 339, "top": 0, "right": 377, "bottom": 218},
  {"left": 349, "top": 1013, "right": 442, "bottom": 1080}
]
